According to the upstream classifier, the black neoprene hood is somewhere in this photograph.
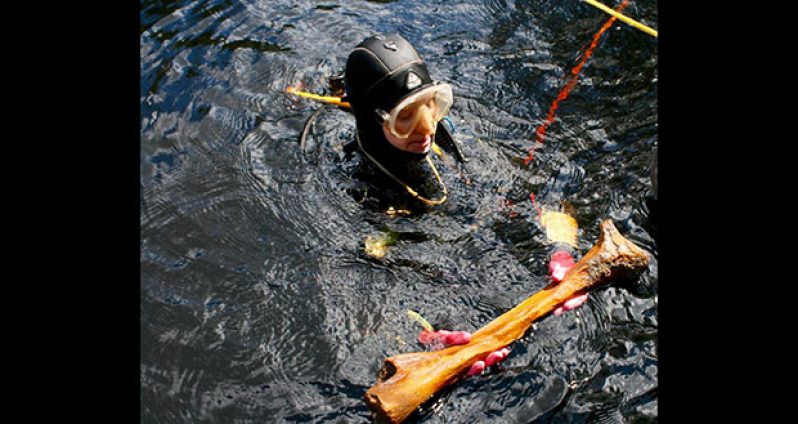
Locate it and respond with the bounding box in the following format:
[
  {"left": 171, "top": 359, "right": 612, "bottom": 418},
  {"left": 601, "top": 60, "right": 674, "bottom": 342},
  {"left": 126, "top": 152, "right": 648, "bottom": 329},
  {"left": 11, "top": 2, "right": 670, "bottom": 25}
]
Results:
[
  {"left": 344, "top": 33, "right": 444, "bottom": 169},
  {"left": 344, "top": 34, "right": 434, "bottom": 124}
]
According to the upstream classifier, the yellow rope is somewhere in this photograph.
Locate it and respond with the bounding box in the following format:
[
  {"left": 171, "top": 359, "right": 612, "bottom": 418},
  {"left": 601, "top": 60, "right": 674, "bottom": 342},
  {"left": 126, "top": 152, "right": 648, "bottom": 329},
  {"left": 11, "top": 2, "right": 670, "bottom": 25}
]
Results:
[
  {"left": 407, "top": 310, "right": 435, "bottom": 331},
  {"left": 581, "top": 0, "right": 657, "bottom": 38},
  {"left": 285, "top": 86, "right": 351, "bottom": 108}
]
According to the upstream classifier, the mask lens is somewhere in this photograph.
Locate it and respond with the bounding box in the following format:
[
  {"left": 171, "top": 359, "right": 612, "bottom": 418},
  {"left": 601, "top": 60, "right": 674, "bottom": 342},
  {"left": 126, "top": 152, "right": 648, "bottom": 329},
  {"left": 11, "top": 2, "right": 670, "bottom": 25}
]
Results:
[{"left": 387, "top": 83, "right": 453, "bottom": 138}]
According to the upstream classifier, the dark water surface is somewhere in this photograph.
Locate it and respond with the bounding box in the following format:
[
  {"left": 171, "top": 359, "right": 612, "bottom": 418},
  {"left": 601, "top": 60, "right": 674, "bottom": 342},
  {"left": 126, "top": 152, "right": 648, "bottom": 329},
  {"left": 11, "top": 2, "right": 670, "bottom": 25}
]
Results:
[{"left": 140, "top": 0, "right": 657, "bottom": 422}]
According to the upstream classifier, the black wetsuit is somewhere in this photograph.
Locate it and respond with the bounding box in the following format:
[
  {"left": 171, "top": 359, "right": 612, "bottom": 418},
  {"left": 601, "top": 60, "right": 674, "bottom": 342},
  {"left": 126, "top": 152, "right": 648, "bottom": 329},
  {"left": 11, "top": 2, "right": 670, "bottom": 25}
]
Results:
[{"left": 342, "top": 139, "right": 449, "bottom": 214}]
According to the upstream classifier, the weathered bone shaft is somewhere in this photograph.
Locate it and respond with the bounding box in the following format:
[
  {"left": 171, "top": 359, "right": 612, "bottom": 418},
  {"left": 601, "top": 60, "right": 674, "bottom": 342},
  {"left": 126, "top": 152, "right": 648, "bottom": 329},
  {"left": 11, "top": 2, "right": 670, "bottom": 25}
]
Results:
[{"left": 364, "top": 220, "right": 649, "bottom": 424}]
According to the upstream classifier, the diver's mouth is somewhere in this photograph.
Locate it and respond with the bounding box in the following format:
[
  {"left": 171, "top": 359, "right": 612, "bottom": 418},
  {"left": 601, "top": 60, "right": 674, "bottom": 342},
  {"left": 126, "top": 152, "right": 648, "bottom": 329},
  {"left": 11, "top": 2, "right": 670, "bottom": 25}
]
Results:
[{"left": 407, "top": 134, "right": 432, "bottom": 152}]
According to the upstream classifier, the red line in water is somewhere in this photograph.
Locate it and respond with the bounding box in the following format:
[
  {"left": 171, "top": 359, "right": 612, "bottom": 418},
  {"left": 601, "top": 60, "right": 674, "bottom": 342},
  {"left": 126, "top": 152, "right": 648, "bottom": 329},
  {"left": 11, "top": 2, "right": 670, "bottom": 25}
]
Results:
[
  {"left": 526, "top": 0, "right": 629, "bottom": 222},
  {"left": 529, "top": 193, "right": 542, "bottom": 219},
  {"left": 524, "top": 0, "right": 629, "bottom": 167}
]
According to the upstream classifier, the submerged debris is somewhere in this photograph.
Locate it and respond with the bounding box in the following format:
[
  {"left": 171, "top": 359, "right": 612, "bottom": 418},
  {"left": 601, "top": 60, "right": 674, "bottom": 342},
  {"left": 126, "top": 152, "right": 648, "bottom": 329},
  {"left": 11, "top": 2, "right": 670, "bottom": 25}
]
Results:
[
  {"left": 364, "top": 231, "right": 398, "bottom": 259},
  {"left": 541, "top": 209, "right": 578, "bottom": 248}
]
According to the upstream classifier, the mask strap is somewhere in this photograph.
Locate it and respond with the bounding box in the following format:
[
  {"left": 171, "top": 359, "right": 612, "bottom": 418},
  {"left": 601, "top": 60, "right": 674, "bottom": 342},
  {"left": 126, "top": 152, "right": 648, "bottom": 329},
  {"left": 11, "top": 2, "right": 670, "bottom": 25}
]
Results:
[{"left": 374, "top": 109, "right": 391, "bottom": 125}]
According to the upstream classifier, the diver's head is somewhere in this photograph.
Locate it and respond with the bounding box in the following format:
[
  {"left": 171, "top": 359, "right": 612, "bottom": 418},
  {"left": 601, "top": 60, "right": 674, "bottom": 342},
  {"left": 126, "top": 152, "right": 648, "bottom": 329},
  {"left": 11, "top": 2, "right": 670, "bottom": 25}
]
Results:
[{"left": 344, "top": 34, "right": 453, "bottom": 163}]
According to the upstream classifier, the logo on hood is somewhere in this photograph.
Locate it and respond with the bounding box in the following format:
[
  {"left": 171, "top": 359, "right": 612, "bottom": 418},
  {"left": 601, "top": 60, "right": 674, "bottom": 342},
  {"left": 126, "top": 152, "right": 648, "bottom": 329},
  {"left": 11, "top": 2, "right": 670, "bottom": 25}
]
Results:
[{"left": 405, "top": 72, "right": 421, "bottom": 90}]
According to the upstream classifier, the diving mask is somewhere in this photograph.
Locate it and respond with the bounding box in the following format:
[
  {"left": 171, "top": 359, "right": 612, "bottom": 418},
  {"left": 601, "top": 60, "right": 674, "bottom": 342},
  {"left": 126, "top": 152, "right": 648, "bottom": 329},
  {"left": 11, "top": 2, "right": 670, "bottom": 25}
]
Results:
[{"left": 377, "top": 82, "right": 453, "bottom": 139}]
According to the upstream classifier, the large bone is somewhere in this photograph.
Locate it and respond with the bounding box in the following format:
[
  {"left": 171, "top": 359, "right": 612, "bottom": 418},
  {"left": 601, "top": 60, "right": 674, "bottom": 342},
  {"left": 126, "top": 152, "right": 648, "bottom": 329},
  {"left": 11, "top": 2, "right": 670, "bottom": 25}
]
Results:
[{"left": 364, "top": 219, "right": 649, "bottom": 423}]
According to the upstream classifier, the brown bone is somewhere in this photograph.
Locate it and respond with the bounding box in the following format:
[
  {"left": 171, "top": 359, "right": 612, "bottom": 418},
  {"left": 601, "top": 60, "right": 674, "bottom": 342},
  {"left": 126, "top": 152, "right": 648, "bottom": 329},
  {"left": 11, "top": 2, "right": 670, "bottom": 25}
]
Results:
[{"left": 364, "top": 219, "right": 650, "bottom": 423}]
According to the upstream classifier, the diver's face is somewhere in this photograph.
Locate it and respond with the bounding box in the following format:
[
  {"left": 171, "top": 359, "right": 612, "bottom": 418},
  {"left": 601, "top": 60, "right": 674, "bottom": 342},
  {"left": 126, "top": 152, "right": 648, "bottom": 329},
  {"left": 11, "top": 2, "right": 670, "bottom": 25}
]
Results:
[{"left": 382, "top": 100, "right": 436, "bottom": 154}]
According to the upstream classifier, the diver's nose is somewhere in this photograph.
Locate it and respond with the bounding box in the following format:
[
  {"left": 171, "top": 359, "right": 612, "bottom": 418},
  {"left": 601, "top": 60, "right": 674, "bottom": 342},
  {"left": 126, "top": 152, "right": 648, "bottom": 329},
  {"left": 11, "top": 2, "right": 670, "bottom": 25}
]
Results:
[{"left": 415, "top": 105, "right": 436, "bottom": 135}]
